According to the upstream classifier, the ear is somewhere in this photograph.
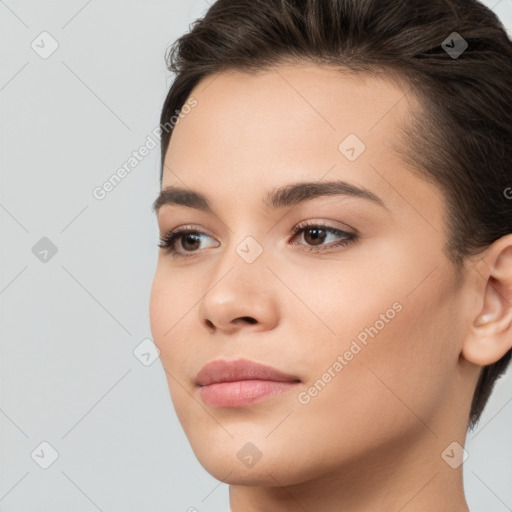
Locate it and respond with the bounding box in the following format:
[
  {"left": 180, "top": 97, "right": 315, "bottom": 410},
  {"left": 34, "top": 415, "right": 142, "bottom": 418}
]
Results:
[{"left": 462, "top": 234, "right": 512, "bottom": 366}]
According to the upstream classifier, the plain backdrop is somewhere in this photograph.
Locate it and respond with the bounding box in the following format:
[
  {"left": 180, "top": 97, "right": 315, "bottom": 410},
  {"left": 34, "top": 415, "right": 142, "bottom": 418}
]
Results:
[{"left": 1, "top": 1, "right": 511, "bottom": 511}]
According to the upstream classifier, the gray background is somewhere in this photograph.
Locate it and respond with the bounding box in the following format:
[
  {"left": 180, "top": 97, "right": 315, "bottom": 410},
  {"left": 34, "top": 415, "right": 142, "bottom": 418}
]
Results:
[{"left": 0, "top": 1, "right": 511, "bottom": 511}]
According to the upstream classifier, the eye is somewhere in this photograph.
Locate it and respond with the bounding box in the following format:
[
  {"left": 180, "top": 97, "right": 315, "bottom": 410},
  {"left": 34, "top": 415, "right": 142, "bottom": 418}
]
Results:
[
  {"left": 289, "top": 221, "right": 357, "bottom": 253},
  {"left": 158, "top": 225, "right": 219, "bottom": 258}
]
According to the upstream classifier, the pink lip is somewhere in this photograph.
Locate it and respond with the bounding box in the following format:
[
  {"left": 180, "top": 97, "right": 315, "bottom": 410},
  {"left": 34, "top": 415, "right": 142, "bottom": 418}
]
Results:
[{"left": 196, "top": 358, "right": 301, "bottom": 408}]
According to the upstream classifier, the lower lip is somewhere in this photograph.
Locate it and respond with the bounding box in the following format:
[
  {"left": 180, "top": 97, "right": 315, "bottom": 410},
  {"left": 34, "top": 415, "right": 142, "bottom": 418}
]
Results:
[{"left": 199, "top": 380, "right": 300, "bottom": 407}]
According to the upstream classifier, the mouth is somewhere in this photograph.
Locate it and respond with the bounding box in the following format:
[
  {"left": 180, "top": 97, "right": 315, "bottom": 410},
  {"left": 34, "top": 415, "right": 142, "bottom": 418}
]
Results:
[{"left": 195, "top": 358, "right": 301, "bottom": 408}]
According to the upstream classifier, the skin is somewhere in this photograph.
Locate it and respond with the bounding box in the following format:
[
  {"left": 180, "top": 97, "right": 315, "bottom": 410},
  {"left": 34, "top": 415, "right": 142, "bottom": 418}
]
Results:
[{"left": 149, "top": 62, "right": 512, "bottom": 511}]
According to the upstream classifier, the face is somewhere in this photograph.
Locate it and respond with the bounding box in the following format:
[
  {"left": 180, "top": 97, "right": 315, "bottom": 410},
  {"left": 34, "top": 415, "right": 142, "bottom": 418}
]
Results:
[{"left": 149, "top": 63, "right": 475, "bottom": 486}]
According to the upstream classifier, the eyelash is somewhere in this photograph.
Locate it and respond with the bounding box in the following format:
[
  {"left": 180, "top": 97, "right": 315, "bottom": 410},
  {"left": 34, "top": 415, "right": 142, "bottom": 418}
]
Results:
[{"left": 157, "top": 221, "right": 357, "bottom": 259}]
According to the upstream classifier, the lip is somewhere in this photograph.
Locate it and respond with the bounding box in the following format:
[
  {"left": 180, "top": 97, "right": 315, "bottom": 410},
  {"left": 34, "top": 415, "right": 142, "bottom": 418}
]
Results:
[
  {"left": 196, "top": 358, "right": 301, "bottom": 408},
  {"left": 196, "top": 358, "right": 300, "bottom": 386}
]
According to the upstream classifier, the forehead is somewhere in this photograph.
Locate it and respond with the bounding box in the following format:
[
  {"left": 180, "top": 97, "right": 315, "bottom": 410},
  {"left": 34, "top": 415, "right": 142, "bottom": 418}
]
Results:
[
  {"left": 162, "top": 63, "right": 437, "bottom": 216},
  {"left": 170, "top": 63, "right": 414, "bottom": 139}
]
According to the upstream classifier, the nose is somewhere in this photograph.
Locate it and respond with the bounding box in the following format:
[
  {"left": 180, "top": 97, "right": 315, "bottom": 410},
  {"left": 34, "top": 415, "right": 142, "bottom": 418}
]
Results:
[{"left": 197, "top": 249, "right": 280, "bottom": 335}]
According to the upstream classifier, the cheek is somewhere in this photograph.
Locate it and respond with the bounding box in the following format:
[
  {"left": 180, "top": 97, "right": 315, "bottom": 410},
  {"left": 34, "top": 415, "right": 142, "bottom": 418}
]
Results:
[
  {"left": 149, "top": 269, "right": 170, "bottom": 345},
  {"left": 149, "top": 275, "right": 194, "bottom": 427},
  {"left": 149, "top": 266, "right": 201, "bottom": 396},
  {"left": 302, "top": 270, "right": 461, "bottom": 441},
  {"left": 268, "top": 250, "right": 406, "bottom": 355},
  {"left": 149, "top": 265, "right": 196, "bottom": 344},
  {"left": 149, "top": 268, "right": 188, "bottom": 380}
]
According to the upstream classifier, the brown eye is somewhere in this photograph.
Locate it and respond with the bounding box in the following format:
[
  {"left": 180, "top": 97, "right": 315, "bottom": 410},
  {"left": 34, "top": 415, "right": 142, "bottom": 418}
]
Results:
[
  {"left": 180, "top": 233, "right": 202, "bottom": 251},
  {"left": 290, "top": 223, "right": 357, "bottom": 253},
  {"left": 158, "top": 227, "right": 219, "bottom": 257},
  {"left": 303, "top": 227, "right": 327, "bottom": 246}
]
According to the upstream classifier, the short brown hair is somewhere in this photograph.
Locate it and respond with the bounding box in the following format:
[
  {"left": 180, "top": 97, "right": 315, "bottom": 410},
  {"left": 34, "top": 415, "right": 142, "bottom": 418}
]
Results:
[{"left": 159, "top": 0, "right": 512, "bottom": 431}]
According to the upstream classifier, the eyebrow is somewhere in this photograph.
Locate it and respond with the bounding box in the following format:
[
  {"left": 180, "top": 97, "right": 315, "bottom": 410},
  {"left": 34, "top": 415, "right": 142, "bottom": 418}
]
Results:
[{"left": 152, "top": 180, "right": 387, "bottom": 214}]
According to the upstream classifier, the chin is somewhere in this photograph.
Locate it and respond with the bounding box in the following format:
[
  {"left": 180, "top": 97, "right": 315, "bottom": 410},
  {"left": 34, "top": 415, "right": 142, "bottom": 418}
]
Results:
[{"left": 186, "top": 432, "right": 321, "bottom": 487}]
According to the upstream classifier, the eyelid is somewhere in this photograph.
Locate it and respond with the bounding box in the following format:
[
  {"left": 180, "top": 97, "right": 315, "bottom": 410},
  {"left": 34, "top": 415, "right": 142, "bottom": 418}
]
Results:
[{"left": 291, "top": 218, "right": 358, "bottom": 235}]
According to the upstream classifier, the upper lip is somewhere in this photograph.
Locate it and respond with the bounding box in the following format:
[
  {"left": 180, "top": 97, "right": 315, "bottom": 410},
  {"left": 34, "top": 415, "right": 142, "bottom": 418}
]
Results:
[{"left": 195, "top": 358, "right": 301, "bottom": 386}]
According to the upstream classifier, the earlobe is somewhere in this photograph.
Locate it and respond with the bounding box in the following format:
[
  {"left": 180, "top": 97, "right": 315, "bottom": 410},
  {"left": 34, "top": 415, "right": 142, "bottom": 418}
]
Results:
[{"left": 461, "top": 237, "right": 512, "bottom": 367}]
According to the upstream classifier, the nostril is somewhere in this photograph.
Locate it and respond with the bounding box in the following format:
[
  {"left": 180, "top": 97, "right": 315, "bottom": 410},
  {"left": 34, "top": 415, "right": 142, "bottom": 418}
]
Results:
[{"left": 238, "top": 316, "right": 257, "bottom": 324}]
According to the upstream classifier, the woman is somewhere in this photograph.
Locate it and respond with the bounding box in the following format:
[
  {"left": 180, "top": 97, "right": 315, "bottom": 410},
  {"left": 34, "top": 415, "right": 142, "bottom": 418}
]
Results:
[{"left": 150, "top": 0, "right": 512, "bottom": 510}]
